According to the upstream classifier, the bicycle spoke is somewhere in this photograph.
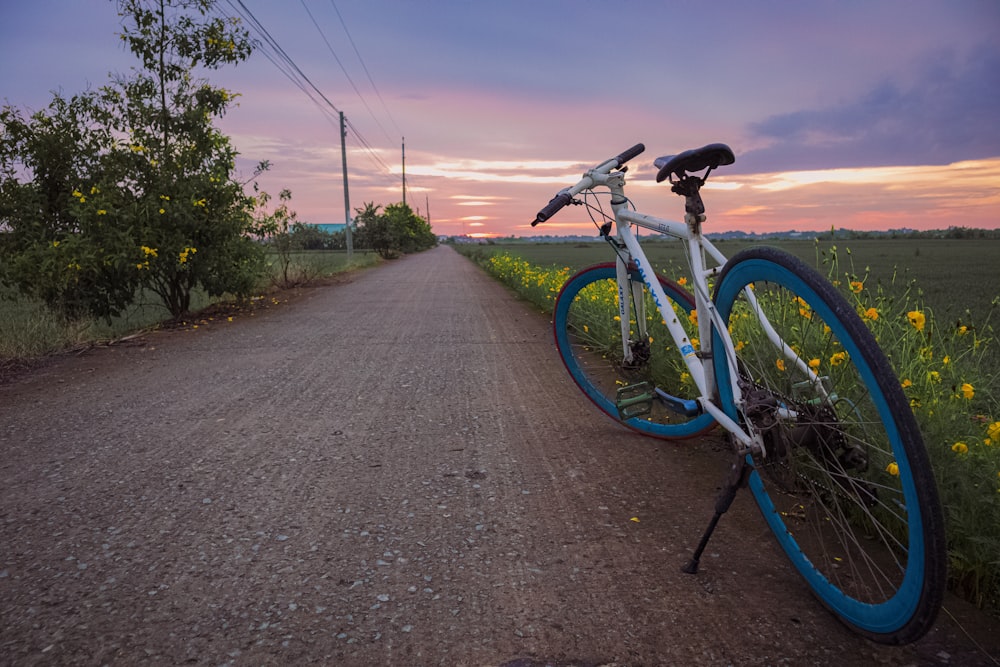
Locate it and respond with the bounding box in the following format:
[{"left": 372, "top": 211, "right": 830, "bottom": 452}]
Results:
[{"left": 713, "top": 247, "right": 945, "bottom": 643}]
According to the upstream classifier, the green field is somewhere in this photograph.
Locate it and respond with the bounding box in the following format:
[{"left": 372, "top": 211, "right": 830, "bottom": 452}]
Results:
[{"left": 463, "top": 237, "right": 1000, "bottom": 327}]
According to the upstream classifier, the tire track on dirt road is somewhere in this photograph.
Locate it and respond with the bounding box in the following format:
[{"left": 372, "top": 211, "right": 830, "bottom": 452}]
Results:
[{"left": 1, "top": 245, "right": 996, "bottom": 665}]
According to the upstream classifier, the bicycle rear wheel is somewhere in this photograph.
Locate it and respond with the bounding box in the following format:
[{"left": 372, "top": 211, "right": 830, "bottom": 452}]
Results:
[
  {"left": 711, "top": 247, "right": 945, "bottom": 644},
  {"left": 553, "top": 262, "right": 715, "bottom": 439}
]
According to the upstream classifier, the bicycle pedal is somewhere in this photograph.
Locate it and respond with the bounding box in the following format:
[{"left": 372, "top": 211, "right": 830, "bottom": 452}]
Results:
[{"left": 616, "top": 382, "right": 654, "bottom": 419}]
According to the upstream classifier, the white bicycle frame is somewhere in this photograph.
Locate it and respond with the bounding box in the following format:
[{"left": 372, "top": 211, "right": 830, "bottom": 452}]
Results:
[{"left": 563, "top": 164, "right": 831, "bottom": 455}]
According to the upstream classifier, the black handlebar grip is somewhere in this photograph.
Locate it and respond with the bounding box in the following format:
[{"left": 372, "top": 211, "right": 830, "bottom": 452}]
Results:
[
  {"left": 531, "top": 191, "right": 572, "bottom": 226},
  {"left": 613, "top": 143, "right": 645, "bottom": 167}
]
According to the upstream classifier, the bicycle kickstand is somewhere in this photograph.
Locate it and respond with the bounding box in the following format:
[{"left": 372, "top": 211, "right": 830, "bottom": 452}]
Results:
[{"left": 682, "top": 454, "right": 751, "bottom": 574}]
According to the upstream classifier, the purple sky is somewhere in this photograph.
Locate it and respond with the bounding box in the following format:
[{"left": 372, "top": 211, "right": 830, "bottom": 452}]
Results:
[{"left": 2, "top": 0, "right": 998, "bottom": 236}]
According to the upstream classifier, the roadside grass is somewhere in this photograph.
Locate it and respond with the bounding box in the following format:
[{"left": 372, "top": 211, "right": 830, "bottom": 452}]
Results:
[
  {"left": 0, "top": 249, "right": 380, "bottom": 368},
  {"left": 457, "top": 242, "right": 1000, "bottom": 616}
]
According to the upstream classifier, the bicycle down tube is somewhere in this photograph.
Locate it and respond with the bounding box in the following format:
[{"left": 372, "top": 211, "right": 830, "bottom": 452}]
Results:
[{"left": 609, "top": 205, "right": 761, "bottom": 452}]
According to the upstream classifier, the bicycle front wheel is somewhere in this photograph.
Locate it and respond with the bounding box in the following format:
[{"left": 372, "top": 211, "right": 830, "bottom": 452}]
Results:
[
  {"left": 553, "top": 263, "right": 715, "bottom": 439},
  {"left": 711, "top": 247, "right": 945, "bottom": 644}
]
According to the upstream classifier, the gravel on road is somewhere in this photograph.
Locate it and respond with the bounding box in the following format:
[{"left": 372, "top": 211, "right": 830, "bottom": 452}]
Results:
[{"left": 2, "top": 245, "right": 997, "bottom": 666}]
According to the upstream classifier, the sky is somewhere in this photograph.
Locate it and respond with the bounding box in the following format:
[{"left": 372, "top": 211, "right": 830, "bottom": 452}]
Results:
[{"left": 2, "top": 0, "right": 999, "bottom": 237}]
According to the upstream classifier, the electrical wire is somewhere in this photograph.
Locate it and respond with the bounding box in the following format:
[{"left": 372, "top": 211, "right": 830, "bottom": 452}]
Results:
[
  {"left": 298, "top": 0, "right": 394, "bottom": 146},
  {"left": 219, "top": 0, "right": 397, "bottom": 185},
  {"left": 327, "top": 0, "right": 403, "bottom": 139}
]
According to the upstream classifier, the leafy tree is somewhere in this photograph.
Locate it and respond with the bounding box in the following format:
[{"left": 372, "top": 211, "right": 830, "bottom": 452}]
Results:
[
  {"left": 384, "top": 202, "right": 436, "bottom": 254},
  {"left": 289, "top": 222, "right": 336, "bottom": 250},
  {"left": 353, "top": 201, "right": 392, "bottom": 257},
  {"left": 1, "top": 0, "right": 266, "bottom": 321},
  {"left": 354, "top": 201, "right": 436, "bottom": 258},
  {"left": 252, "top": 188, "right": 300, "bottom": 287},
  {"left": 101, "top": 0, "right": 263, "bottom": 317},
  {"left": 0, "top": 94, "right": 139, "bottom": 321}
]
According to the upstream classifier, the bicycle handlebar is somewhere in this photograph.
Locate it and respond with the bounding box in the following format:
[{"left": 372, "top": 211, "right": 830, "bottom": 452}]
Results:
[
  {"left": 613, "top": 143, "right": 646, "bottom": 167},
  {"left": 532, "top": 191, "right": 573, "bottom": 226},
  {"left": 531, "top": 143, "right": 645, "bottom": 226}
]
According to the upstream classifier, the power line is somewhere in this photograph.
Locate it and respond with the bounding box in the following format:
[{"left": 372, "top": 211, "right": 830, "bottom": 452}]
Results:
[
  {"left": 221, "top": 0, "right": 341, "bottom": 140},
  {"left": 327, "top": 0, "right": 403, "bottom": 139},
  {"left": 217, "top": 1, "right": 409, "bottom": 200},
  {"left": 220, "top": 0, "right": 396, "bottom": 183},
  {"left": 299, "top": 0, "right": 394, "bottom": 146}
]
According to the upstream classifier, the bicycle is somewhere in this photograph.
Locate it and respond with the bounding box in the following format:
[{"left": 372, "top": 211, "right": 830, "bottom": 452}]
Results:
[{"left": 531, "top": 143, "right": 946, "bottom": 645}]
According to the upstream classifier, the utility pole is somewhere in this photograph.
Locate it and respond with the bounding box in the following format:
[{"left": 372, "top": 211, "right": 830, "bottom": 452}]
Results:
[
  {"left": 401, "top": 137, "right": 406, "bottom": 207},
  {"left": 340, "top": 111, "right": 352, "bottom": 258}
]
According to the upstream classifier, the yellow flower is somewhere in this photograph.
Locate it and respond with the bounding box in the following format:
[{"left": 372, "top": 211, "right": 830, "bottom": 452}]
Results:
[
  {"left": 863, "top": 307, "right": 878, "bottom": 321},
  {"left": 943, "top": 355, "right": 950, "bottom": 365},
  {"left": 141, "top": 245, "right": 158, "bottom": 257},
  {"left": 885, "top": 462, "right": 899, "bottom": 476},
  {"left": 830, "top": 351, "right": 848, "bottom": 366},
  {"left": 987, "top": 421, "right": 1000, "bottom": 442},
  {"left": 850, "top": 281, "right": 864, "bottom": 293},
  {"left": 677, "top": 277, "right": 687, "bottom": 286},
  {"left": 957, "top": 325, "right": 968, "bottom": 336},
  {"left": 901, "top": 378, "right": 912, "bottom": 388},
  {"left": 961, "top": 383, "right": 974, "bottom": 400},
  {"left": 951, "top": 442, "right": 969, "bottom": 454},
  {"left": 159, "top": 208, "right": 166, "bottom": 214},
  {"left": 735, "top": 340, "right": 746, "bottom": 352},
  {"left": 72, "top": 189, "right": 83, "bottom": 198},
  {"left": 927, "top": 371, "right": 941, "bottom": 383},
  {"left": 90, "top": 186, "right": 99, "bottom": 195},
  {"left": 688, "top": 310, "right": 698, "bottom": 326},
  {"left": 808, "top": 358, "right": 821, "bottom": 371},
  {"left": 776, "top": 359, "right": 786, "bottom": 372},
  {"left": 52, "top": 240, "right": 60, "bottom": 247},
  {"left": 97, "top": 209, "right": 107, "bottom": 215},
  {"left": 907, "top": 310, "right": 926, "bottom": 331}
]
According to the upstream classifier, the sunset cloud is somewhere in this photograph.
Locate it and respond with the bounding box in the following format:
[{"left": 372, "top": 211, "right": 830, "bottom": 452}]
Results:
[{"left": 1, "top": 0, "right": 997, "bottom": 237}]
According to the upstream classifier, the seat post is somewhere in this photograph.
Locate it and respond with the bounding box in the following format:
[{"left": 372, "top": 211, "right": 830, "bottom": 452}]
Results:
[{"left": 672, "top": 176, "right": 707, "bottom": 230}]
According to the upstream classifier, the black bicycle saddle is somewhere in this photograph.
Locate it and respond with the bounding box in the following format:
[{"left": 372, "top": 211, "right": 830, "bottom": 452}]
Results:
[{"left": 654, "top": 143, "right": 735, "bottom": 183}]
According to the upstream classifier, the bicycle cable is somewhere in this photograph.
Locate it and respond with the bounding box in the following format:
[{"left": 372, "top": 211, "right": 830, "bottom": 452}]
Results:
[{"left": 578, "top": 186, "right": 637, "bottom": 268}]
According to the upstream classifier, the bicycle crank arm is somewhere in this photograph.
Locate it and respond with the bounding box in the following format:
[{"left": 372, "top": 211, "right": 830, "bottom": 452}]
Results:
[{"left": 654, "top": 387, "right": 701, "bottom": 417}]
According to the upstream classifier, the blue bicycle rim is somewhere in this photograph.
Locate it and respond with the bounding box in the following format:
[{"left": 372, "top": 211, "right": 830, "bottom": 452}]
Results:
[{"left": 711, "top": 256, "right": 926, "bottom": 635}]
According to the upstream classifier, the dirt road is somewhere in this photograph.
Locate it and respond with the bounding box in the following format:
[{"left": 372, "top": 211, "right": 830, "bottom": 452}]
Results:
[{"left": 2, "top": 245, "right": 997, "bottom": 666}]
